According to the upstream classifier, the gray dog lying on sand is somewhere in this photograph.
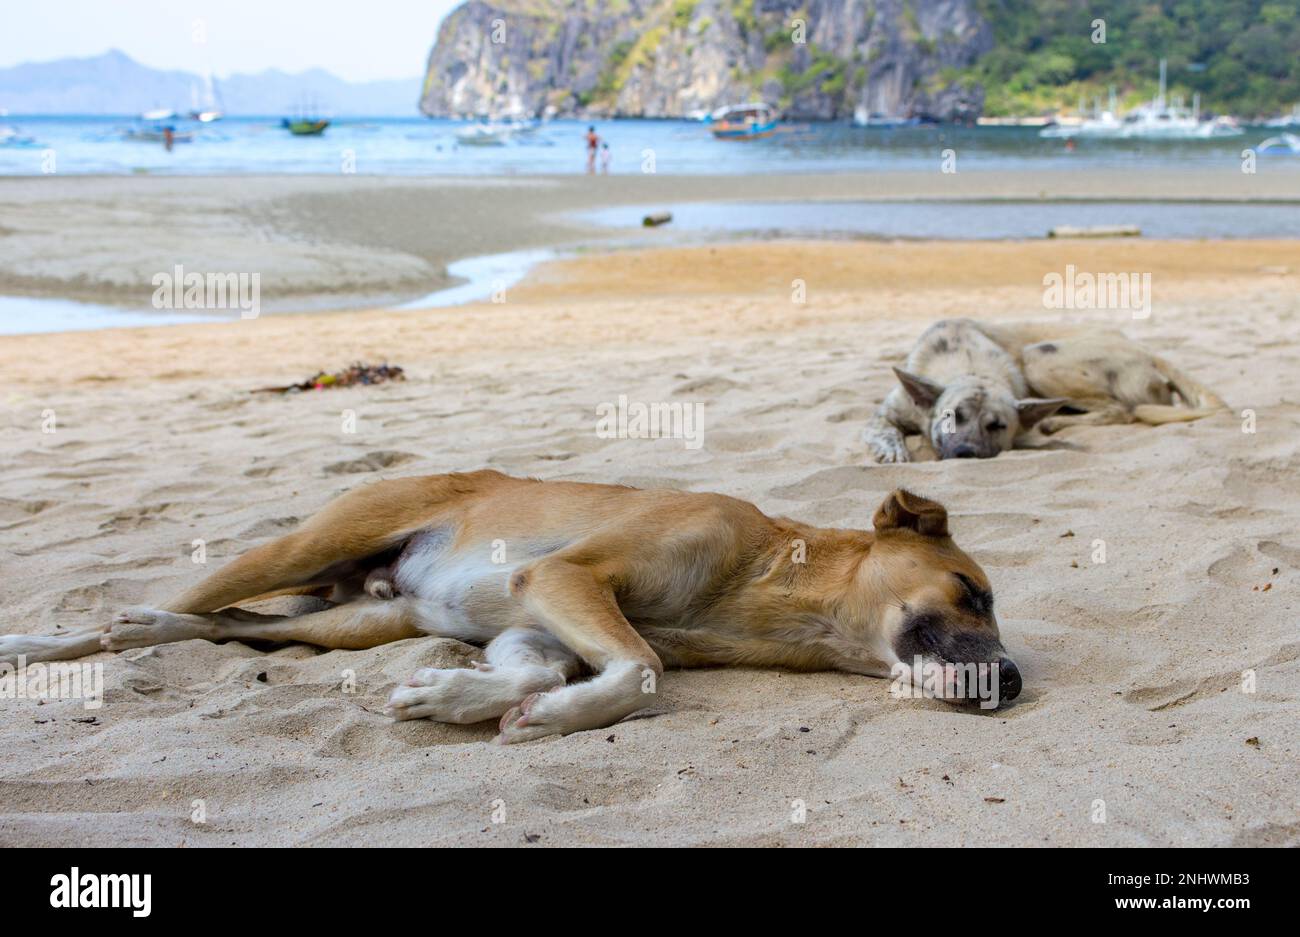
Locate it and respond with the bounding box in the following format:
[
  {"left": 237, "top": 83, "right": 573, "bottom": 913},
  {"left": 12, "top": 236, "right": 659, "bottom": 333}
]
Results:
[{"left": 865, "top": 319, "right": 1226, "bottom": 462}]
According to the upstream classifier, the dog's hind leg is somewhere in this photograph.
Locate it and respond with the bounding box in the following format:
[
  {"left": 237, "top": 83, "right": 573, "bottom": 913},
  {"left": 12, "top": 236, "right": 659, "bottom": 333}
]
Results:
[
  {"left": 386, "top": 627, "right": 580, "bottom": 723},
  {"left": 1037, "top": 403, "right": 1134, "bottom": 435},
  {"left": 0, "top": 628, "right": 107, "bottom": 666},
  {"left": 101, "top": 597, "right": 425, "bottom": 653},
  {"left": 160, "top": 473, "right": 491, "bottom": 616},
  {"left": 494, "top": 558, "right": 663, "bottom": 743},
  {"left": 0, "top": 590, "right": 423, "bottom": 666},
  {"left": 1151, "top": 354, "right": 1226, "bottom": 410}
]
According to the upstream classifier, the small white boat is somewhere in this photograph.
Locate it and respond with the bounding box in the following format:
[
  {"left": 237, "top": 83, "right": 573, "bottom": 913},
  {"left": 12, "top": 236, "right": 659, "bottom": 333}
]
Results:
[
  {"left": 852, "top": 106, "right": 921, "bottom": 129},
  {"left": 0, "top": 126, "right": 40, "bottom": 148},
  {"left": 456, "top": 123, "right": 511, "bottom": 146},
  {"left": 1263, "top": 105, "right": 1300, "bottom": 128},
  {"left": 1193, "top": 114, "right": 1244, "bottom": 138},
  {"left": 1041, "top": 110, "right": 1124, "bottom": 138},
  {"left": 140, "top": 107, "right": 176, "bottom": 122}
]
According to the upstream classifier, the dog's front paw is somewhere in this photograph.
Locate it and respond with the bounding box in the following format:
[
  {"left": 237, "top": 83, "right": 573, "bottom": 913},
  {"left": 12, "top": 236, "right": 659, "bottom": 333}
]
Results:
[
  {"left": 385, "top": 684, "right": 445, "bottom": 721},
  {"left": 870, "top": 440, "right": 911, "bottom": 463}
]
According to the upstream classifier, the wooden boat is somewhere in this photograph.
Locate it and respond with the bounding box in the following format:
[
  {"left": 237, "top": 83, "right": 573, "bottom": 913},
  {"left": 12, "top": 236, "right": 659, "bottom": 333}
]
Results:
[
  {"left": 709, "top": 103, "right": 779, "bottom": 140},
  {"left": 285, "top": 118, "right": 330, "bottom": 136}
]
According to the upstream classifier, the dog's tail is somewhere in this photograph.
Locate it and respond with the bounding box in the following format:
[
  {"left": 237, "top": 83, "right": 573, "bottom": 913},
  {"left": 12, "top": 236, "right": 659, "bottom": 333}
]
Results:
[{"left": 1132, "top": 355, "right": 1227, "bottom": 425}]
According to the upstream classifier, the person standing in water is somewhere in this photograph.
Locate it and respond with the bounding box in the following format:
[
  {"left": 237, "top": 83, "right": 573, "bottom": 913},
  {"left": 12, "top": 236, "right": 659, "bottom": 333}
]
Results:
[
  {"left": 585, "top": 125, "right": 599, "bottom": 173},
  {"left": 599, "top": 142, "right": 612, "bottom": 174}
]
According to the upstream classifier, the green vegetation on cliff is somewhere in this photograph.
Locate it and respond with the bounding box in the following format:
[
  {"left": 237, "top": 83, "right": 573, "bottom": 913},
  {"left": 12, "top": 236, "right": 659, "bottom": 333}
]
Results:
[
  {"left": 422, "top": 0, "right": 1299, "bottom": 120},
  {"left": 969, "top": 0, "right": 1300, "bottom": 116}
]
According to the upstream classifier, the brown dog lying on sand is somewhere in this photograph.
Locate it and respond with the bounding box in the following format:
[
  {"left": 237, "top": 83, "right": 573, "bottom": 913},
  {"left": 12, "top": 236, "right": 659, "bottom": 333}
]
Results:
[
  {"left": 0, "top": 472, "right": 1020, "bottom": 742},
  {"left": 865, "top": 318, "right": 1226, "bottom": 461}
]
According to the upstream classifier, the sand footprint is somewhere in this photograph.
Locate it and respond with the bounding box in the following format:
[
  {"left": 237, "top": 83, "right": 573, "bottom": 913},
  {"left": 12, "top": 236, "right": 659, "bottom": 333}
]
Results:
[{"left": 322, "top": 450, "right": 419, "bottom": 475}]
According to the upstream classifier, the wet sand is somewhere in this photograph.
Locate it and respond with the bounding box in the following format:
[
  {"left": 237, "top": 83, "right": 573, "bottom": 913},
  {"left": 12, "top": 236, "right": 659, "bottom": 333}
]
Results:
[{"left": 2, "top": 167, "right": 1298, "bottom": 311}]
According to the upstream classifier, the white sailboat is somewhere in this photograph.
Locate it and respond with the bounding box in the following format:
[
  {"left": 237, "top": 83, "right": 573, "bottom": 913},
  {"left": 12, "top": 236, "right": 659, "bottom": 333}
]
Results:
[{"left": 189, "top": 70, "right": 224, "bottom": 123}]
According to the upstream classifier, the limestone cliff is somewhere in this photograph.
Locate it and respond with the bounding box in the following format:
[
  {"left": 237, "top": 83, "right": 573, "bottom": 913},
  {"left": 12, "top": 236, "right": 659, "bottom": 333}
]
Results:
[{"left": 419, "top": 0, "right": 992, "bottom": 121}]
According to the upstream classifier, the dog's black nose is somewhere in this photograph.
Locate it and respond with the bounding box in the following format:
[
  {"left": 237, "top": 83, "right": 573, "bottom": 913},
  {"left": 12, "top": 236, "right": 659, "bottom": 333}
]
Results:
[
  {"left": 998, "top": 658, "right": 1022, "bottom": 703},
  {"left": 953, "top": 445, "right": 977, "bottom": 458}
]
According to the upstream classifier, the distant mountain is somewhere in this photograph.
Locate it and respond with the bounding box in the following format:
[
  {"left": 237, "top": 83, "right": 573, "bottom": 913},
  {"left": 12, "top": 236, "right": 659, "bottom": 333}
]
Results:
[{"left": 0, "top": 50, "right": 422, "bottom": 116}]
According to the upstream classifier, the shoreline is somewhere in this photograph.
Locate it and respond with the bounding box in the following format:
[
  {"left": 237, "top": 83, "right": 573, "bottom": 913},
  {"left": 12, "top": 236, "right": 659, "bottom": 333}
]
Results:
[
  {"left": 3, "top": 169, "right": 1299, "bottom": 317},
  {"left": 2, "top": 236, "right": 1294, "bottom": 387},
  {"left": 2, "top": 234, "right": 1297, "bottom": 338}
]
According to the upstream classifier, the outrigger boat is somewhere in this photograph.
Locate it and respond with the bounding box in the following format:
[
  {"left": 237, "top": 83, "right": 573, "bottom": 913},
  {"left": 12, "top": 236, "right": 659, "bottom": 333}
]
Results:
[
  {"left": 709, "top": 103, "right": 779, "bottom": 140},
  {"left": 455, "top": 112, "right": 542, "bottom": 146},
  {"left": 1255, "top": 132, "right": 1300, "bottom": 155},
  {"left": 122, "top": 121, "right": 197, "bottom": 143},
  {"left": 455, "top": 123, "right": 510, "bottom": 145}
]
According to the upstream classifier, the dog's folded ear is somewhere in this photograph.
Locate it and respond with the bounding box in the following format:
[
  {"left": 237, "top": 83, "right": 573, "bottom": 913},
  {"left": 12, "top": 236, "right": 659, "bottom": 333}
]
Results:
[
  {"left": 893, "top": 367, "right": 945, "bottom": 410},
  {"left": 1017, "top": 397, "right": 1068, "bottom": 429},
  {"left": 874, "top": 489, "right": 950, "bottom": 538}
]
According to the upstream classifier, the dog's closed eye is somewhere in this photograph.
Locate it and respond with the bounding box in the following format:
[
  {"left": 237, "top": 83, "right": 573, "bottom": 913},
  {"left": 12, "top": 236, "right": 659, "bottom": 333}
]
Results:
[{"left": 954, "top": 573, "right": 994, "bottom": 615}]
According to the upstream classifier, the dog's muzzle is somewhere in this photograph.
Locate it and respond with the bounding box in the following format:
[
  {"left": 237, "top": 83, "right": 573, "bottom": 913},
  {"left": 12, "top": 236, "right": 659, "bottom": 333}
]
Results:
[{"left": 997, "top": 657, "right": 1022, "bottom": 703}]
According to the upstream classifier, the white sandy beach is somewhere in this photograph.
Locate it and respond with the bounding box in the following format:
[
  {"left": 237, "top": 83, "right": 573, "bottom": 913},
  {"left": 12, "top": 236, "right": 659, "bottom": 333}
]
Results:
[{"left": 2, "top": 225, "right": 1298, "bottom": 846}]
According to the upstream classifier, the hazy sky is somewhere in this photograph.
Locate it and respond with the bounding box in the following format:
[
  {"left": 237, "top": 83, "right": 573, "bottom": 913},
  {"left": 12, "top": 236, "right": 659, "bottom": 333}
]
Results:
[{"left": 3, "top": 0, "right": 462, "bottom": 81}]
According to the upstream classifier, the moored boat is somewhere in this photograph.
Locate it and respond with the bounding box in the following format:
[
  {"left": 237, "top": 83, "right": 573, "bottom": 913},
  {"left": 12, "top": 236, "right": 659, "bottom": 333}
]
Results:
[
  {"left": 1263, "top": 105, "right": 1300, "bottom": 128},
  {"left": 1254, "top": 132, "right": 1300, "bottom": 155},
  {"left": 709, "top": 103, "right": 779, "bottom": 140},
  {"left": 456, "top": 123, "right": 510, "bottom": 145},
  {"left": 1039, "top": 62, "right": 1244, "bottom": 140},
  {"left": 188, "top": 70, "right": 224, "bottom": 123},
  {"left": 853, "top": 106, "right": 921, "bottom": 129},
  {"left": 122, "top": 122, "right": 197, "bottom": 143},
  {"left": 285, "top": 118, "right": 330, "bottom": 136},
  {"left": 0, "top": 126, "right": 41, "bottom": 148}
]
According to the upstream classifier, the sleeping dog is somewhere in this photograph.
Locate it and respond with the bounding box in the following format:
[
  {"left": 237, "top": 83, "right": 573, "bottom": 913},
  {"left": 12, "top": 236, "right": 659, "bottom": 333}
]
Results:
[
  {"left": 0, "top": 472, "right": 1020, "bottom": 742},
  {"left": 865, "top": 318, "right": 1226, "bottom": 462}
]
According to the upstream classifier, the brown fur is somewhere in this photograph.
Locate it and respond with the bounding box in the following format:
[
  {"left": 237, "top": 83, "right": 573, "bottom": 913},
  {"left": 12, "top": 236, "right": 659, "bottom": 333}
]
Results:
[{"left": 1, "top": 473, "right": 1017, "bottom": 740}]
